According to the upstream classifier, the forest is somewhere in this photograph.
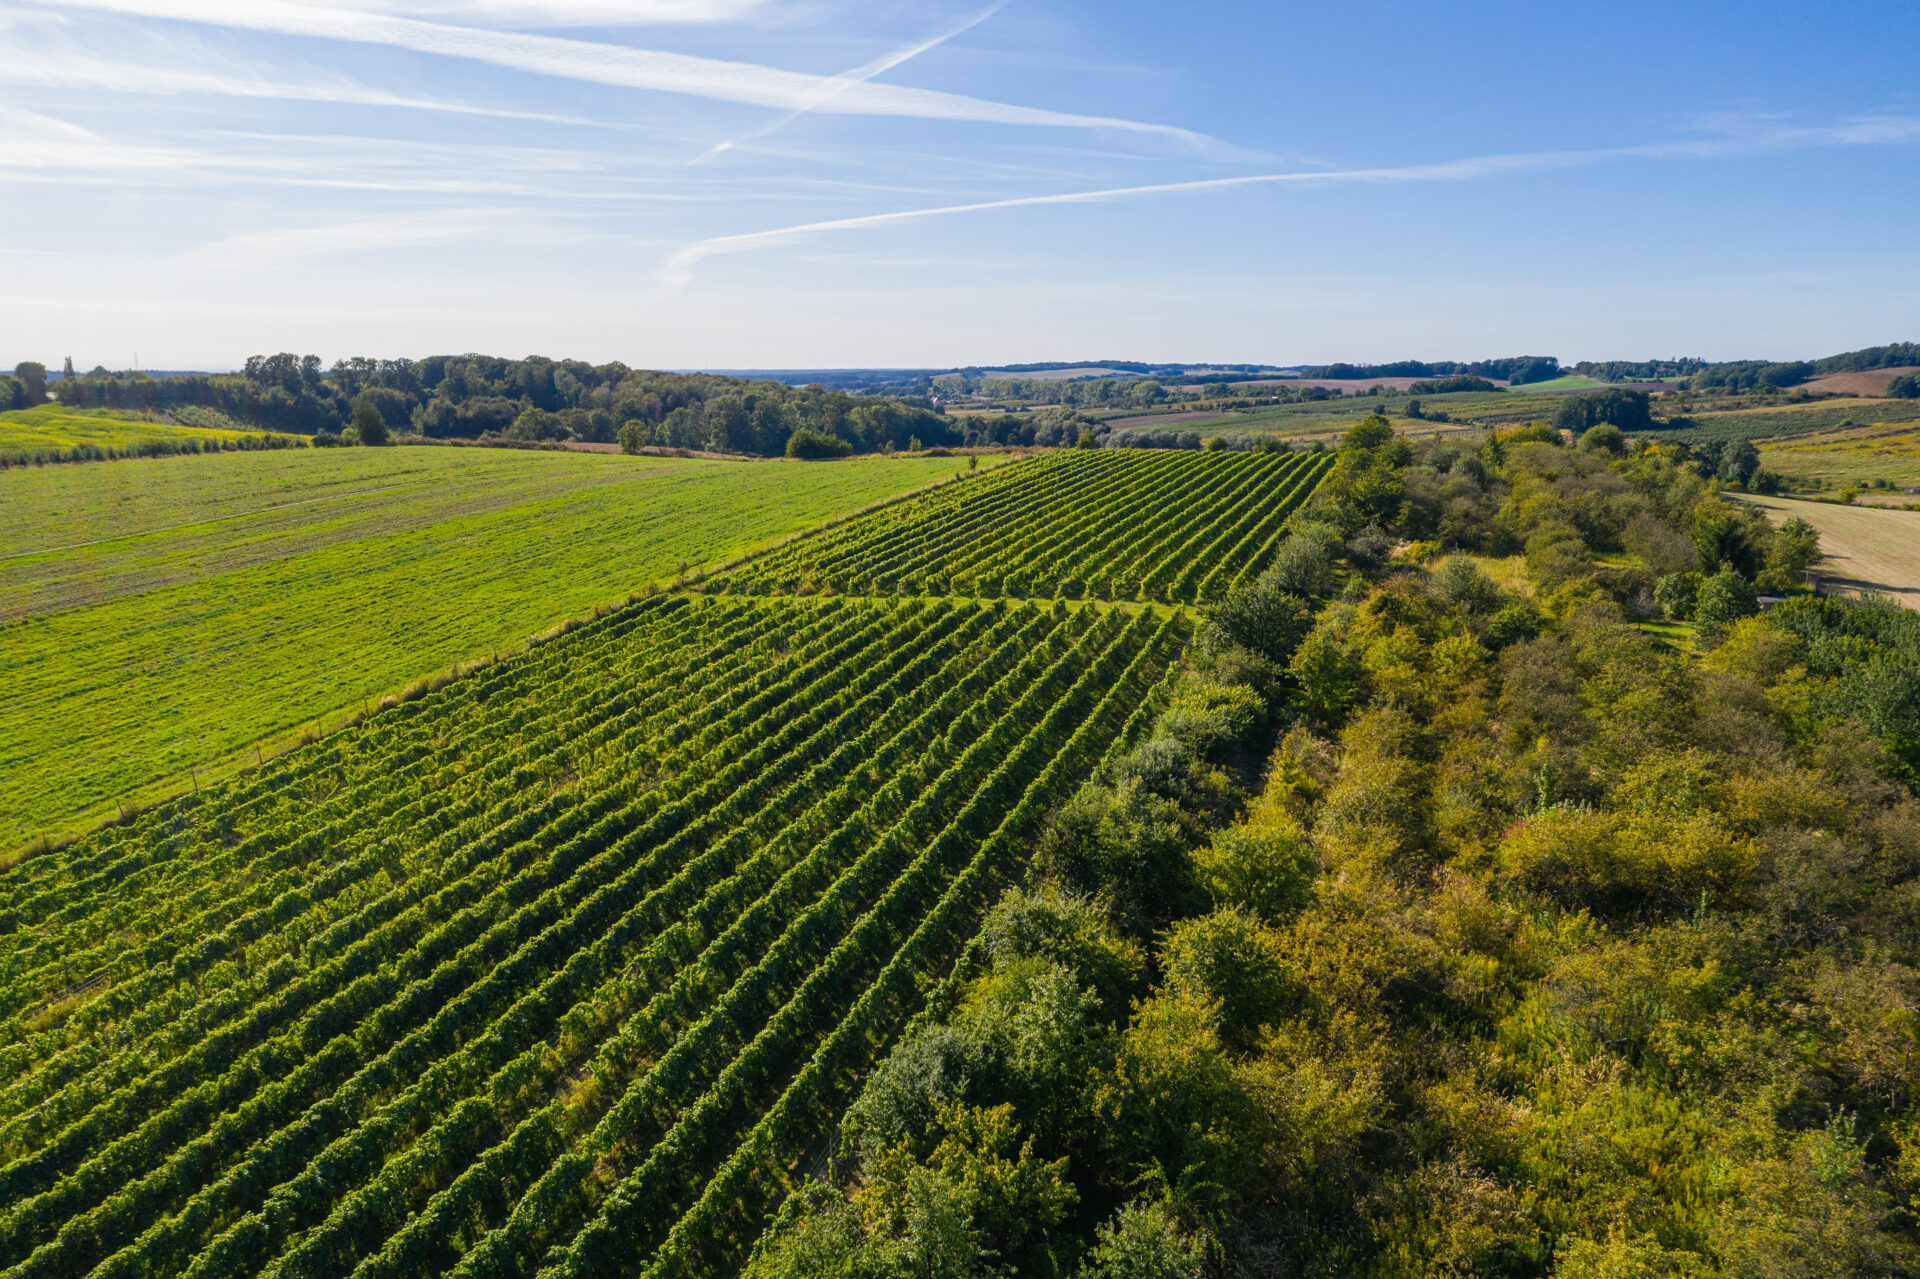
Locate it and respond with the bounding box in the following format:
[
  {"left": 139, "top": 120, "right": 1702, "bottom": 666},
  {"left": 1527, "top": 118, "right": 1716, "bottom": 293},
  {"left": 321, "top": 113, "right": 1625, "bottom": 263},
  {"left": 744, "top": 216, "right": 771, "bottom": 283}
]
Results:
[{"left": 746, "top": 416, "right": 1920, "bottom": 1278}]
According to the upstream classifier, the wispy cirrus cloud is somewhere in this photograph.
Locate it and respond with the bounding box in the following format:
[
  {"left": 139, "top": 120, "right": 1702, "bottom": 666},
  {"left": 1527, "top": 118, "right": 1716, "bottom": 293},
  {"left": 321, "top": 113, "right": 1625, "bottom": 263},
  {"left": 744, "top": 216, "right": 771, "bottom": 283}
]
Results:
[
  {"left": 319, "top": 0, "right": 766, "bottom": 26},
  {"left": 690, "top": 0, "right": 1010, "bottom": 164},
  {"left": 658, "top": 116, "right": 1920, "bottom": 287},
  {"left": 37, "top": 0, "right": 1218, "bottom": 148},
  {"left": 0, "top": 48, "right": 605, "bottom": 125},
  {"left": 181, "top": 208, "right": 521, "bottom": 263}
]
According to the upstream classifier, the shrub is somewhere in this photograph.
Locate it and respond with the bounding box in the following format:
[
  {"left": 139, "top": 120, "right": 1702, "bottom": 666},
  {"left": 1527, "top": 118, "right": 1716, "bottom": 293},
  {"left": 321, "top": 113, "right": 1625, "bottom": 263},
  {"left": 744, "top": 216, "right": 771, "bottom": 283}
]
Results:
[
  {"left": 351, "top": 400, "right": 390, "bottom": 445},
  {"left": 786, "top": 428, "right": 853, "bottom": 459},
  {"left": 1654, "top": 571, "right": 1701, "bottom": 621},
  {"left": 1483, "top": 604, "right": 1542, "bottom": 648},
  {"left": 1498, "top": 808, "right": 1757, "bottom": 915},
  {"left": 1577, "top": 423, "right": 1627, "bottom": 455},
  {"left": 1193, "top": 819, "right": 1316, "bottom": 920},
  {"left": 1075, "top": 1200, "right": 1207, "bottom": 1279},
  {"left": 1693, "top": 565, "right": 1758, "bottom": 633},
  {"left": 1259, "top": 522, "right": 1342, "bottom": 598}
]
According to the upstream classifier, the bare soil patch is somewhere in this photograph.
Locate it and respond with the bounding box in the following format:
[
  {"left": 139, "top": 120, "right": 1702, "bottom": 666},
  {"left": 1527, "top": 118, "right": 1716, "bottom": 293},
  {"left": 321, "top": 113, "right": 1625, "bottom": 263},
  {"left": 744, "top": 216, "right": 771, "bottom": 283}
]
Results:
[{"left": 1801, "top": 367, "right": 1920, "bottom": 397}]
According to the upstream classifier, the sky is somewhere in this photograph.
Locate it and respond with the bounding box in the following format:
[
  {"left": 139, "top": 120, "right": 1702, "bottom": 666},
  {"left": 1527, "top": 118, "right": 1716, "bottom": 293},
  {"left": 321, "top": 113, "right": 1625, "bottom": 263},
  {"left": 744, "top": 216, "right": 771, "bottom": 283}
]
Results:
[{"left": 2, "top": 0, "right": 1917, "bottom": 370}]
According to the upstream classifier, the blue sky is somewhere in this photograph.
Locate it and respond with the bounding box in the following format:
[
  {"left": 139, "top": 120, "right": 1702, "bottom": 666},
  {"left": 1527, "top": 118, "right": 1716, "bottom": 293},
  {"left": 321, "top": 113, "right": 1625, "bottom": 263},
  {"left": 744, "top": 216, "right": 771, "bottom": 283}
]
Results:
[{"left": 2, "top": 0, "right": 1916, "bottom": 369}]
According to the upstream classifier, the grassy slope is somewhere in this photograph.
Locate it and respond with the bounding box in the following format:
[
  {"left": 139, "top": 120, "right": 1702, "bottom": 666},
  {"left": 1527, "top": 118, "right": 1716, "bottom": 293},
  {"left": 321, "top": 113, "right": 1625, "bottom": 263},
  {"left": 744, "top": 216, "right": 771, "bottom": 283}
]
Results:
[
  {"left": 1505, "top": 374, "right": 1609, "bottom": 393},
  {"left": 0, "top": 404, "right": 260, "bottom": 453},
  {"left": 0, "top": 446, "right": 973, "bottom": 850},
  {"left": 1741, "top": 493, "right": 1920, "bottom": 609},
  {"left": 1760, "top": 423, "right": 1920, "bottom": 491}
]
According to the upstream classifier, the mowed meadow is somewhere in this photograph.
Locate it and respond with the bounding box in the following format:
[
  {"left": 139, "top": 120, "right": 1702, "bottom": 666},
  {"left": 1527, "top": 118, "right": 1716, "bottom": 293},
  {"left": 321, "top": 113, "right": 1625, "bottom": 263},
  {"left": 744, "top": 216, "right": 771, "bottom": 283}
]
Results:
[{"left": 0, "top": 447, "right": 973, "bottom": 852}]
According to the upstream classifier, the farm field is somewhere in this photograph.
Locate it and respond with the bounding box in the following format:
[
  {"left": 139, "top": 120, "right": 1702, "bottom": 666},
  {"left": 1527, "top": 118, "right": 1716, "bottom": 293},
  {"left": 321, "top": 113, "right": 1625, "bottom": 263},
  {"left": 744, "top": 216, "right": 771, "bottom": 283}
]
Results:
[
  {"left": 0, "top": 448, "right": 972, "bottom": 853},
  {"left": 1800, "top": 366, "right": 1920, "bottom": 396},
  {"left": 1502, "top": 374, "right": 1609, "bottom": 393},
  {"left": 1742, "top": 494, "right": 1920, "bottom": 608},
  {"left": 0, "top": 592, "right": 1187, "bottom": 1279},
  {"left": 1759, "top": 422, "right": 1920, "bottom": 492},
  {"left": 1648, "top": 395, "right": 1920, "bottom": 445},
  {"left": 1098, "top": 391, "right": 1512, "bottom": 441},
  {"left": 714, "top": 448, "right": 1333, "bottom": 603},
  {"left": 0, "top": 405, "right": 271, "bottom": 462}
]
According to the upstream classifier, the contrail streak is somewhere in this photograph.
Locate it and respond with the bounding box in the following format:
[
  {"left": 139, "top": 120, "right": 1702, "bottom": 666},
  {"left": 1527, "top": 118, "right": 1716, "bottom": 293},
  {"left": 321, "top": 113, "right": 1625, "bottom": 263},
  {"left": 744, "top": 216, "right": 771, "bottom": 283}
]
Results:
[
  {"left": 47, "top": 0, "right": 1213, "bottom": 145},
  {"left": 689, "top": 0, "right": 1010, "bottom": 165}
]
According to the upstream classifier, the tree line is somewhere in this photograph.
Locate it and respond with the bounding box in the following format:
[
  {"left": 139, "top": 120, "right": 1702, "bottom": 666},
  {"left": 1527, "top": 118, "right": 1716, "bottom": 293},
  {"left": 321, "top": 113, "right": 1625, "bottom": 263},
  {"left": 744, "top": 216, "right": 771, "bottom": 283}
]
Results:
[
  {"left": 46, "top": 354, "right": 961, "bottom": 458},
  {"left": 1302, "top": 356, "right": 1562, "bottom": 384}
]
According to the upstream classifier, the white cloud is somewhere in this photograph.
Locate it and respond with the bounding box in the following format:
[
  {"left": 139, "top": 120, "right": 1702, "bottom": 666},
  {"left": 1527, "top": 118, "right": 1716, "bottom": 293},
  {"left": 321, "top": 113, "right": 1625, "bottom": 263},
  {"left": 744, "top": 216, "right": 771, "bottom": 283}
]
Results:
[
  {"left": 0, "top": 48, "right": 604, "bottom": 124},
  {"left": 39, "top": 0, "right": 1216, "bottom": 147},
  {"left": 183, "top": 208, "right": 517, "bottom": 262}
]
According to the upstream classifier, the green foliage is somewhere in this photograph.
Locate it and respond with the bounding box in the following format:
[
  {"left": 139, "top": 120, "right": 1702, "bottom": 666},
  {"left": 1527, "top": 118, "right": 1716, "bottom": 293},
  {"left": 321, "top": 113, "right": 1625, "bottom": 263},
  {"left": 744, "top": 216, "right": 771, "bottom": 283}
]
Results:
[
  {"left": 1193, "top": 818, "right": 1317, "bottom": 920},
  {"left": 57, "top": 353, "right": 961, "bottom": 456},
  {"left": 1160, "top": 909, "right": 1295, "bottom": 1052},
  {"left": 1196, "top": 579, "right": 1316, "bottom": 668},
  {"left": 1037, "top": 780, "right": 1200, "bottom": 935},
  {"left": 1259, "top": 521, "right": 1342, "bottom": 598},
  {"left": 1577, "top": 423, "right": 1627, "bottom": 455},
  {"left": 1757, "top": 516, "right": 1820, "bottom": 592},
  {"left": 787, "top": 428, "right": 854, "bottom": 459},
  {"left": 1693, "top": 563, "right": 1759, "bottom": 633},
  {"left": 1287, "top": 623, "right": 1363, "bottom": 726},
  {"left": 1654, "top": 570, "right": 1701, "bottom": 620},
  {"left": 1555, "top": 388, "right": 1654, "bottom": 433},
  {"left": 351, "top": 398, "right": 390, "bottom": 446},
  {"left": 1075, "top": 1200, "right": 1206, "bottom": 1279}
]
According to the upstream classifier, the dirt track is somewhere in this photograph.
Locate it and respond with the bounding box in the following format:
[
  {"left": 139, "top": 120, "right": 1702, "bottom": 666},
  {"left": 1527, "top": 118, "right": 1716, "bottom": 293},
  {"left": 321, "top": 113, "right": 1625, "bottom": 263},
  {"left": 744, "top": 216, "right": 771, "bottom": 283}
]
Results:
[{"left": 1741, "top": 494, "right": 1920, "bottom": 610}]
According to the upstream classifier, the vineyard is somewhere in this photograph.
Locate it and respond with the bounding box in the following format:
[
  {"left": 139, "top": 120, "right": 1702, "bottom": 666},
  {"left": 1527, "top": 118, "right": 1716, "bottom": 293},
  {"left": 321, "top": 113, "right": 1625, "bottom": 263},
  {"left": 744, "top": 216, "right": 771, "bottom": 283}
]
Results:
[
  {"left": 0, "top": 446, "right": 1330, "bottom": 1279},
  {"left": 0, "top": 592, "right": 1183, "bottom": 1279},
  {"left": 712, "top": 448, "right": 1333, "bottom": 603}
]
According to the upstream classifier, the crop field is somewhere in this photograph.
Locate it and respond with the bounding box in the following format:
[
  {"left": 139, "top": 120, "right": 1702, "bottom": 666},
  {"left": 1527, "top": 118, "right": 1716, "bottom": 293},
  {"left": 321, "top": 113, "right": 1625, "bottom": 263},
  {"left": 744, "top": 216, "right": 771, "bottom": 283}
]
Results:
[
  {"left": 0, "top": 406, "right": 270, "bottom": 463},
  {"left": 1101, "top": 389, "right": 1554, "bottom": 440},
  {"left": 0, "top": 448, "right": 973, "bottom": 853},
  {"left": 1759, "top": 422, "right": 1920, "bottom": 491},
  {"left": 713, "top": 448, "right": 1333, "bottom": 603},
  {"left": 1648, "top": 396, "right": 1920, "bottom": 445},
  {"left": 0, "top": 590, "right": 1185, "bottom": 1279}
]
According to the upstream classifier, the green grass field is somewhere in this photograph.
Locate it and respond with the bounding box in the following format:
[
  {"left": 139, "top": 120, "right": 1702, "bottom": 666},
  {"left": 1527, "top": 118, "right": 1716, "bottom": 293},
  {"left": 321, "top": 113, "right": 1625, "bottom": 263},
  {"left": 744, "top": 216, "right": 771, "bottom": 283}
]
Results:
[
  {"left": 0, "top": 446, "right": 973, "bottom": 851},
  {"left": 1505, "top": 374, "right": 1609, "bottom": 393},
  {"left": 0, "top": 405, "right": 264, "bottom": 457}
]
